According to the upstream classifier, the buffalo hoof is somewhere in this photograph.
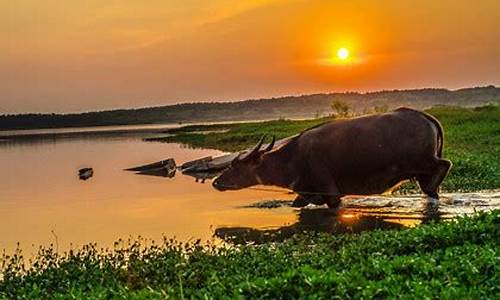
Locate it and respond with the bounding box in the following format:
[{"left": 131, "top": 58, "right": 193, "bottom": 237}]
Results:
[
  {"left": 307, "top": 195, "right": 325, "bottom": 205},
  {"left": 326, "top": 197, "right": 341, "bottom": 209},
  {"left": 425, "top": 192, "right": 439, "bottom": 200}
]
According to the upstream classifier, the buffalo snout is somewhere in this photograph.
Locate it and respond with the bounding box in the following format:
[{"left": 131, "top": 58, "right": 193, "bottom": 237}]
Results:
[{"left": 212, "top": 179, "right": 227, "bottom": 191}]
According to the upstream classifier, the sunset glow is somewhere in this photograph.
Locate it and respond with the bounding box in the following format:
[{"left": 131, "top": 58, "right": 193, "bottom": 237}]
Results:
[
  {"left": 1, "top": 0, "right": 499, "bottom": 113},
  {"left": 0, "top": 2, "right": 499, "bottom": 295}
]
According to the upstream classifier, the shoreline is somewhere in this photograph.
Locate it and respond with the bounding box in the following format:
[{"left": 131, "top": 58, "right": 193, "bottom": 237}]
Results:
[{"left": 1, "top": 211, "right": 497, "bottom": 298}]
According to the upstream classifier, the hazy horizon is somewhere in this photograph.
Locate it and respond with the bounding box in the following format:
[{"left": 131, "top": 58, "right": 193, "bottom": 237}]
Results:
[
  {"left": 2, "top": 0, "right": 500, "bottom": 114},
  {"left": 1, "top": 84, "right": 498, "bottom": 115}
]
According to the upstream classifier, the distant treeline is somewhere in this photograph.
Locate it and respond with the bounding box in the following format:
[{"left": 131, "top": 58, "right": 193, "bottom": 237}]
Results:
[{"left": 1, "top": 86, "right": 499, "bottom": 131}]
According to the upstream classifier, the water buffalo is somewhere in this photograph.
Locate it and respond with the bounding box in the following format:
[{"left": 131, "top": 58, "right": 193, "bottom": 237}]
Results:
[{"left": 212, "top": 108, "right": 452, "bottom": 208}]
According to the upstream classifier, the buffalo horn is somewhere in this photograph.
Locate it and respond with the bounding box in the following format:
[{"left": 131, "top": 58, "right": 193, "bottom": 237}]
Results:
[
  {"left": 249, "top": 136, "right": 266, "bottom": 156},
  {"left": 264, "top": 136, "right": 275, "bottom": 152},
  {"left": 233, "top": 152, "right": 243, "bottom": 163}
]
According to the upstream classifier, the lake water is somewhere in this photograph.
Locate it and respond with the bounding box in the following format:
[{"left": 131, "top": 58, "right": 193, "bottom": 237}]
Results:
[
  {"left": 2, "top": 125, "right": 497, "bottom": 254},
  {"left": 0, "top": 128, "right": 299, "bottom": 254}
]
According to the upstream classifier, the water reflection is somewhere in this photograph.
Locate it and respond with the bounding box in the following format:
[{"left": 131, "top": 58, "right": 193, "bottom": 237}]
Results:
[
  {"left": 183, "top": 171, "right": 222, "bottom": 183},
  {"left": 136, "top": 168, "right": 176, "bottom": 178},
  {"left": 0, "top": 130, "right": 168, "bottom": 148},
  {"left": 0, "top": 132, "right": 298, "bottom": 254},
  {"left": 214, "top": 195, "right": 457, "bottom": 245},
  {"left": 215, "top": 208, "right": 407, "bottom": 245},
  {"left": 0, "top": 123, "right": 182, "bottom": 137},
  {"left": 1, "top": 127, "right": 497, "bottom": 254}
]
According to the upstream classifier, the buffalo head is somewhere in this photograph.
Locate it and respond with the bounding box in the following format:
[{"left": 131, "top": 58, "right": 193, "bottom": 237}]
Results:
[{"left": 212, "top": 136, "right": 275, "bottom": 191}]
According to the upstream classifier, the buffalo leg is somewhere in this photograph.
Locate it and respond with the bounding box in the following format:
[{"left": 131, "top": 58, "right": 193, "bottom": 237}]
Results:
[
  {"left": 318, "top": 180, "right": 342, "bottom": 209},
  {"left": 294, "top": 194, "right": 340, "bottom": 208},
  {"left": 309, "top": 194, "right": 327, "bottom": 205},
  {"left": 291, "top": 194, "right": 309, "bottom": 207},
  {"left": 324, "top": 195, "right": 341, "bottom": 209},
  {"left": 292, "top": 194, "right": 325, "bottom": 207},
  {"left": 417, "top": 159, "right": 452, "bottom": 199}
]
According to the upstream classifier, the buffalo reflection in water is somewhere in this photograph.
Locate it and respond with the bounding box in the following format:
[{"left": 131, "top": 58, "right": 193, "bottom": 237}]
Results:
[
  {"left": 215, "top": 200, "right": 443, "bottom": 245},
  {"left": 214, "top": 208, "right": 405, "bottom": 245}
]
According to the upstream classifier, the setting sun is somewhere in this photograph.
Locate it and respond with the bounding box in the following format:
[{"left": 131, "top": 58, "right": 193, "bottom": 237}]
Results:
[
  {"left": 337, "top": 47, "right": 350, "bottom": 60},
  {"left": 323, "top": 45, "right": 354, "bottom": 66}
]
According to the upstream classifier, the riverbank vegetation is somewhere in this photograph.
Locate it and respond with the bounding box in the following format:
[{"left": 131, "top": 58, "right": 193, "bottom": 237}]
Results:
[
  {"left": 1, "top": 86, "right": 498, "bottom": 131},
  {"left": 149, "top": 105, "right": 500, "bottom": 192},
  {"left": 2, "top": 105, "right": 498, "bottom": 299},
  {"left": 1, "top": 211, "right": 498, "bottom": 299}
]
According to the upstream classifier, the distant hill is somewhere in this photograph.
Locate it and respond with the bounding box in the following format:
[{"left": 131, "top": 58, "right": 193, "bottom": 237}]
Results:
[{"left": 1, "top": 86, "right": 499, "bottom": 131}]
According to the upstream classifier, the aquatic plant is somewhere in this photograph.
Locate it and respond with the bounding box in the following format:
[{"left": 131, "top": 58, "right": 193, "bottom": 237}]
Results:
[{"left": 1, "top": 211, "right": 498, "bottom": 299}]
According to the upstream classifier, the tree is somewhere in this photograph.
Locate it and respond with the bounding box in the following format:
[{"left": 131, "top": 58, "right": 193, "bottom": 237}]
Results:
[{"left": 330, "top": 99, "right": 351, "bottom": 118}]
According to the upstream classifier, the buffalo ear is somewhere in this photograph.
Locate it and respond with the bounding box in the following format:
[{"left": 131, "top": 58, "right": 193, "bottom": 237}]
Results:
[{"left": 264, "top": 136, "right": 275, "bottom": 152}]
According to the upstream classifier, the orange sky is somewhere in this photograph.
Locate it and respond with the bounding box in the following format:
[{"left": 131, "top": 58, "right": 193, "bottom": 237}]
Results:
[{"left": 1, "top": 0, "right": 499, "bottom": 113}]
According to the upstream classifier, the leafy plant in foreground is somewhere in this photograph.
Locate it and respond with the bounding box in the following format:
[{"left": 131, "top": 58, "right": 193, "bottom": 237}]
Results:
[{"left": 0, "top": 211, "right": 498, "bottom": 299}]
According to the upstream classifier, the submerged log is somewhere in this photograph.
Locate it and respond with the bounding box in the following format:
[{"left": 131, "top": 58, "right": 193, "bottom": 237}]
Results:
[
  {"left": 125, "top": 158, "right": 176, "bottom": 172},
  {"left": 179, "top": 156, "right": 213, "bottom": 172},
  {"left": 180, "top": 153, "right": 239, "bottom": 173},
  {"left": 126, "top": 135, "right": 296, "bottom": 180},
  {"left": 180, "top": 135, "right": 294, "bottom": 174},
  {"left": 137, "top": 167, "right": 176, "bottom": 178}
]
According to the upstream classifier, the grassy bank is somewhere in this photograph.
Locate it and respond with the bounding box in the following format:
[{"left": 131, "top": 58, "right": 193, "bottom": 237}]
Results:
[
  {"left": 2, "top": 106, "right": 497, "bottom": 299},
  {"left": 149, "top": 105, "right": 500, "bottom": 192},
  {"left": 1, "top": 211, "right": 498, "bottom": 299}
]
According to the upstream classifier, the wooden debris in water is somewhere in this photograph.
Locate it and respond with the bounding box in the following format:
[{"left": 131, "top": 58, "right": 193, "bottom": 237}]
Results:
[
  {"left": 125, "top": 158, "right": 177, "bottom": 178},
  {"left": 137, "top": 168, "right": 176, "bottom": 178},
  {"left": 125, "top": 158, "right": 176, "bottom": 172},
  {"left": 78, "top": 168, "right": 93, "bottom": 180},
  {"left": 125, "top": 135, "right": 294, "bottom": 179}
]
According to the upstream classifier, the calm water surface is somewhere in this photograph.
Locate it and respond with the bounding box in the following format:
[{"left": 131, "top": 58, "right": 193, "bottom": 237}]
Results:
[
  {"left": 0, "top": 130, "right": 297, "bottom": 254},
  {"left": 0, "top": 125, "right": 443, "bottom": 254}
]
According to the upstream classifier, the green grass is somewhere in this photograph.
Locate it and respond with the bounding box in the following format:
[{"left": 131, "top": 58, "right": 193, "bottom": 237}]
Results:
[
  {"left": 428, "top": 105, "right": 500, "bottom": 191},
  {"left": 1, "top": 211, "right": 498, "bottom": 299},
  {"left": 2, "top": 106, "right": 497, "bottom": 299},
  {"left": 150, "top": 105, "right": 500, "bottom": 192},
  {"left": 147, "top": 118, "right": 327, "bottom": 152}
]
